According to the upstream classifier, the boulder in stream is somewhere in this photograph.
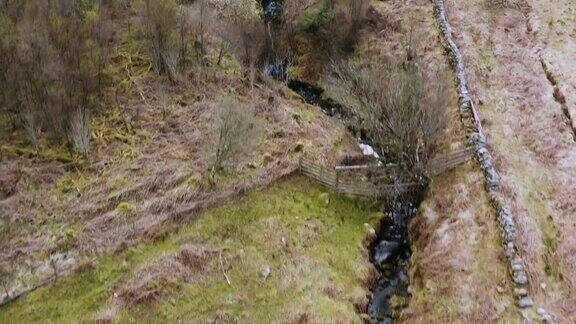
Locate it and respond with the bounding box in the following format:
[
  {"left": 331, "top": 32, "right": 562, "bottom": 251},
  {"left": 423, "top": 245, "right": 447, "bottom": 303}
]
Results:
[{"left": 374, "top": 240, "right": 401, "bottom": 266}]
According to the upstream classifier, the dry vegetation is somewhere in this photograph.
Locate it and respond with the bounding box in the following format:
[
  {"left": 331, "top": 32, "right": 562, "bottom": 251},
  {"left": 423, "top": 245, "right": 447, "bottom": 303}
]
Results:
[
  {"left": 442, "top": 0, "right": 576, "bottom": 320},
  {"left": 0, "top": 0, "right": 367, "bottom": 310},
  {"left": 327, "top": 59, "right": 449, "bottom": 182},
  {"left": 1, "top": 177, "right": 380, "bottom": 322},
  {"left": 4, "top": 0, "right": 572, "bottom": 322}
]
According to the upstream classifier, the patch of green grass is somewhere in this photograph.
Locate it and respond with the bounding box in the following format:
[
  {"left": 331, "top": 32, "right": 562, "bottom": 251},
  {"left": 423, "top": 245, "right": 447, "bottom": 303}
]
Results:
[{"left": 1, "top": 176, "right": 380, "bottom": 323}]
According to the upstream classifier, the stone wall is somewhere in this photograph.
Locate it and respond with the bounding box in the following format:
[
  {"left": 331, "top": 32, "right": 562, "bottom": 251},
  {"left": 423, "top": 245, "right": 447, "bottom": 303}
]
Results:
[{"left": 432, "top": 0, "right": 551, "bottom": 321}]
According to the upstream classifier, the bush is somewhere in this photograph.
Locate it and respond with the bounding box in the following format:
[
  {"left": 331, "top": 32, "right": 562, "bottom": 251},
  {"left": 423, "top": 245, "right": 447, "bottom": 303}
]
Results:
[
  {"left": 300, "top": 0, "right": 370, "bottom": 59},
  {"left": 139, "top": 0, "right": 180, "bottom": 83},
  {"left": 211, "top": 96, "right": 255, "bottom": 176},
  {"left": 327, "top": 60, "right": 449, "bottom": 181},
  {"left": 0, "top": 263, "right": 13, "bottom": 299}
]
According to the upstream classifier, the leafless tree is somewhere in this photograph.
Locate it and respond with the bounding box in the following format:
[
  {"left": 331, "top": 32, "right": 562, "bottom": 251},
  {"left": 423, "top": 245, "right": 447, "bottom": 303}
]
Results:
[
  {"left": 327, "top": 60, "right": 449, "bottom": 181},
  {"left": 220, "top": 18, "right": 269, "bottom": 86},
  {"left": 0, "top": 0, "right": 112, "bottom": 155},
  {"left": 140, "top": 0, "right": 180, "bottom": 83},
  {"left": 211, "top": 96, "right": 255, "bottom": 178}
]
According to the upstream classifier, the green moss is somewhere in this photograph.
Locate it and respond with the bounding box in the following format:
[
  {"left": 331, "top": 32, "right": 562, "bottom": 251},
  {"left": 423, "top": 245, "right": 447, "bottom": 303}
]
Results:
[{"left": 2, "top": 176, "right": 379, "bottom": 323}]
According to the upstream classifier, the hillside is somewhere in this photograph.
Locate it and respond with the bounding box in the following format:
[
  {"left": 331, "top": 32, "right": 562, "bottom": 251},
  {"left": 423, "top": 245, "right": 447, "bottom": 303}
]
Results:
[{"left": 1, "top": 0, "right": 575, "bottom": 323}]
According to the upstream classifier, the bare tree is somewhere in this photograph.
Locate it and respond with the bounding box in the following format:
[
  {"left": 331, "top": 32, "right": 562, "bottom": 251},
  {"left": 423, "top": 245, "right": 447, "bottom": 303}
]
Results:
[
  {"left": 300, "top": 0, "right": 370, "bottom": 60},
  {"left": 327, "top": 60, "right": 449, "bottom": 182},
  {"left": 140, "top": 0, "right": 180, "bottom": 83},
  {"left": 195, "top": 0, "right": 207, "bottom": 64},
  {"left": 211, "top": 96, "right": 255, "bottom": 178},
  {"left": 220, "top": 18, "right": 269, "bottom": 87}
]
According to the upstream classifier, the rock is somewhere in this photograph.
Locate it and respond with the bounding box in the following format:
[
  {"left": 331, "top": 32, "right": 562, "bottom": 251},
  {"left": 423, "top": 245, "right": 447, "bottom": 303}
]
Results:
[
  {"left": 517, "top": 297, "right": 533, "bottom": 308},
  {"left": 496, "top": 285, "right": 505, "bottom": 293},
  {"left": 537, "top": 308, "right": 547, "bottom": 316},
  {"left": 262, "top": 266, "right": 271, "bottom": 280},
  {"left": 374, "top": 240, "right": 401, "bottom": 265},
  {"left": 367, "top": 227, "right": 376, "bottom": 238},
  {"left": 514, "top": 273, "right": 528, "bottom": 285},
  {"left": 542, "top": 314, "right": 552, "bottom": 322},
  {"left": 507, "top": 242, "right": 515, "bottom": 250},
  {"left": 540, "top": 282, "right": 547, "bottom": 290},
  {"left": 512, "top": 263, "right": 524, "bottom": 272},
  {"left": 514, "top": 288, "right": 528, "bottom": 297}
]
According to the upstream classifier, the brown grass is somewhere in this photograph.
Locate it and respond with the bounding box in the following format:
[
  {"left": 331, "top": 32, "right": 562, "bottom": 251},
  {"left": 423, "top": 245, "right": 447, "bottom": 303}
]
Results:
[
  {"left": 445, "top": 0, "right": 576, "bottom": 320},
  {"left": 0, "top": 49, "right": 356, "bottom": 299},
  {"left": 119, "top": 244, "right": 217, "bottom": 306}
]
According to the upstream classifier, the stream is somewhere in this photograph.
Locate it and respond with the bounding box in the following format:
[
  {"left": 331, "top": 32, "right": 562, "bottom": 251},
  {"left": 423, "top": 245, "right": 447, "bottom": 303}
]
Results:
[
  {"left": 260, "top": 1, "right": 422, "bottom": 322},
  {"left": 280, "top": 74, "right": 421, "bottom": 323}
]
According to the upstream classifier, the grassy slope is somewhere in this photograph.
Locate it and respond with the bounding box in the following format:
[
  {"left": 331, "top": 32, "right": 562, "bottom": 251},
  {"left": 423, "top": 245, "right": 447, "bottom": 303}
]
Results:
[
  {"left": 345, "top": 0, "right": 518, "bottom": 321},
  {"left": 445, "top": 0, "right": 576, "bottom": 320},
  {"left": 407, "top": 164, "right": 518, "bottom": 323},
  {"left": 1, "top": 176, "right": 380, "bottom": 323},
  {"left": 0, "top": 0, "right": 360, "bottom": 297}
]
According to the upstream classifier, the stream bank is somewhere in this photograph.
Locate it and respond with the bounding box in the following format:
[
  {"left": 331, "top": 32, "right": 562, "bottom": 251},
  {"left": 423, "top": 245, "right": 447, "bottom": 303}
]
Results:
[
  {"left": 266, "top": 57, "right": 422, "bottom": 324},
  {"left": 259, "top": 2, "right": 427, "bottom": 322}
]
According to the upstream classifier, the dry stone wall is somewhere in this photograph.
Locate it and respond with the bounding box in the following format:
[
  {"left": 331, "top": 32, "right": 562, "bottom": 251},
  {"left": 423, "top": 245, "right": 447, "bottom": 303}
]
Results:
[{"left": 432, "top": 0, "right": 551, "bottom": 321}]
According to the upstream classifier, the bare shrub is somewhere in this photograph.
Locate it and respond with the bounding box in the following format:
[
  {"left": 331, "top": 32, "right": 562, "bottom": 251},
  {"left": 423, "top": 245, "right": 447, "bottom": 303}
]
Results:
[
  {"left": 0, "top": 263, "right": 12, "bottom": 300},
  {"left": 211, "top": 96, "right": 256, "bottom": 177},
  {"left": 300, "top": 0, "right": 370, "bottom": 59},
  {"left": 140, "top": 0, "right": 180, "bottom": 83},
  {"left": 327, "top": 60, "right": 449, "bottom": 182},
  {"left": 68, "top": 108, "right": 90, "bottom": 156},
  {"left": 218, "top": 4, "right": 269, "bottom": 85}
]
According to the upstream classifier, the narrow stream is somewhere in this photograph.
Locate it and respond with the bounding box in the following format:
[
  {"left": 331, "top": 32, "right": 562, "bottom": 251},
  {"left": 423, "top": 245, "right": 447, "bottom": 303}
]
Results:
[
  {"left": 260, "top": 2, "right": 423, "bottom": 322},
  {"left": 280, "top": 76, "right": 423, "bottom": 323},
  {"left": 368, "top": 200, "right": 420, "bottom": 323}
]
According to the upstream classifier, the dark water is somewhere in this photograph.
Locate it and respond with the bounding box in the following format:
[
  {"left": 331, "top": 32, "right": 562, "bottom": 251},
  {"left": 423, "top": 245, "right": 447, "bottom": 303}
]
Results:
[
  {"left": 262, "top": 0, "right": 282, "bottom": 22},
  {"left": 368, "top": 201, "right": 419, "bottom": 323}
]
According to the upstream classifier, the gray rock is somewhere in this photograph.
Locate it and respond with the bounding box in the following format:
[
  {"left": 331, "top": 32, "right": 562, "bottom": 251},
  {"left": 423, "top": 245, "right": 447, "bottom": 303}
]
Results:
[
  {"left": 517, "top": 297, "right": 533, "bottom": 308},
  {"left": 514, "top": 273, "right": 528, "bottom": 285},
  {"left": 374, "top": 240, "right": 401, "bottom": 265},
  {"left": 514, "top": 288, "right": 528, "bottom": 297},
  {"left": 542, "top": 314, "right": 552, "bottom": 322},
  {"left": 512, "top": 263, "right": 524, "bottom": 272},
  {"left": 536, "top": 308, "right": 547, "bottom": 316},
  {"left": 262, "top": 265, "right": 271, "bottom": 280}
]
